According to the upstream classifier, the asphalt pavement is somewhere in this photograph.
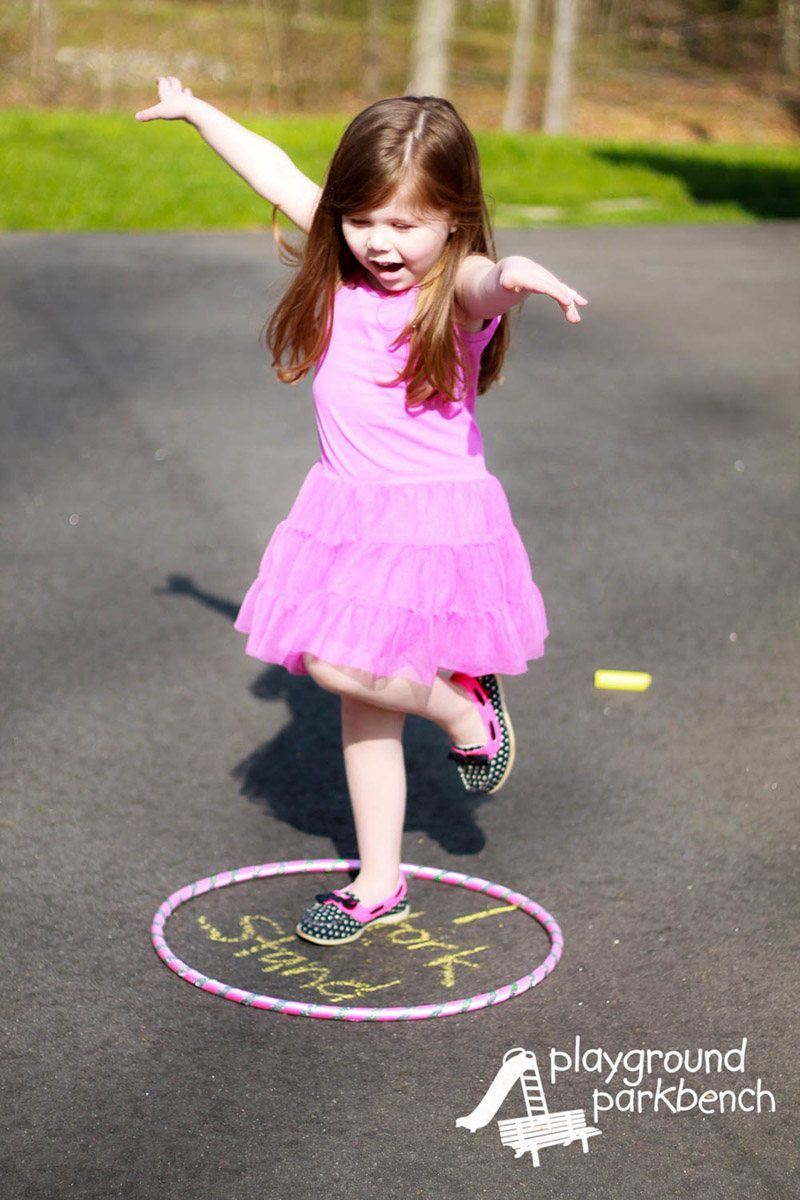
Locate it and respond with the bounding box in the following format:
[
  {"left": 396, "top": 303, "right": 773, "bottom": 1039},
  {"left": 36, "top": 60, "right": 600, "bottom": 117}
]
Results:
[{"left": 1, "top": 225, "right": 798, "bottom": 1199}]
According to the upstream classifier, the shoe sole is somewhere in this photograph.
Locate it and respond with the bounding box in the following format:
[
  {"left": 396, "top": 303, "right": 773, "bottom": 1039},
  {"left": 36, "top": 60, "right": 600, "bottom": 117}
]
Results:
[
  {"left": 295, "top": 902, "right": 411, "bottom": 946},
  {"left": 484, "top": 674, "right": 516, "bottom": 794}
]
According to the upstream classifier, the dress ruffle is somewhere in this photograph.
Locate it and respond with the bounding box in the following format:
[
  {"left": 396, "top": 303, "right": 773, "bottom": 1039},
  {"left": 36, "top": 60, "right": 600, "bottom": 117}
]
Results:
[{"left": 234, "top": 463, "right": 548, "bottom": 686}]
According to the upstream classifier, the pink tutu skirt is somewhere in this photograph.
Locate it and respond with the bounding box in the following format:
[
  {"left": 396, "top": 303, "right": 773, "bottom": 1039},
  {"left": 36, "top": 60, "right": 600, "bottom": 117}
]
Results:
[{"left": 234, "top": 462, "right": 547, "bottom": 686}]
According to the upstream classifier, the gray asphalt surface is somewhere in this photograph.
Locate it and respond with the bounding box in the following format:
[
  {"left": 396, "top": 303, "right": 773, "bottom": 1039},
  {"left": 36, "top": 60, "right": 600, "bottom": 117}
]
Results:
[{"left": 1, "top": 225, "right": 798, "bottom": 1199}]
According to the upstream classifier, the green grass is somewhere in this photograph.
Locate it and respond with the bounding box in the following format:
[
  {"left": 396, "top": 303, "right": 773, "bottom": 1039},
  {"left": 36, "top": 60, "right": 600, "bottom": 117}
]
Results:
[{"left": 2, "top": 108, "right": 799, "bottom": 232}]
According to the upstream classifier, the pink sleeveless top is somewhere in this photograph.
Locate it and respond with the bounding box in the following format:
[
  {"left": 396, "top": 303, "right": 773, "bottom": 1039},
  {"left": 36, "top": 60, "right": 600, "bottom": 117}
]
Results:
[{"left": 312, "top": 280, "right": 500, "bottom": 482}]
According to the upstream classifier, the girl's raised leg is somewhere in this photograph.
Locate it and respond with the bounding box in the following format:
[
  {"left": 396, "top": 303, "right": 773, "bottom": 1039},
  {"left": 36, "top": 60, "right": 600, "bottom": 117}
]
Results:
[
  {"left": 303, "top": 654, "right": 487, "bottom": 748},
  {"left": 305, "top": 654, "right": 515, "bottom": 798}
]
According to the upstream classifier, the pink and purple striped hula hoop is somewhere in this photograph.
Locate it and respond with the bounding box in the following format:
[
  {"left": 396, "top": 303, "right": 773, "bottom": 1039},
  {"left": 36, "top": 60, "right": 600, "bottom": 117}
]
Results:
[{"left": 150, "top": 859, "right": 563, "bottom": 1021}]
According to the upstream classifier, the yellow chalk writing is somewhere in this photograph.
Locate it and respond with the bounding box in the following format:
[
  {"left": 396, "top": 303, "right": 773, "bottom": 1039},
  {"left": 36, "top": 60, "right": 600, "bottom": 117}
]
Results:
[
  {"left": 373, "top": 914, "right": 460, "bottom": 954},
  {"left": 197, "top": 913, "right": 283, "bottom": 943},
  {"left": 452, "top": 905, "right": 510, "bottom": 924},
  {"left": 194, "top": 903, "right": 495, "bottom": 999},
  {"left": 309, "top": 978, "right": 403, "bottom": 1003},
  {"left": 423, "top": 945, "right": 489, "bottom": 988}
]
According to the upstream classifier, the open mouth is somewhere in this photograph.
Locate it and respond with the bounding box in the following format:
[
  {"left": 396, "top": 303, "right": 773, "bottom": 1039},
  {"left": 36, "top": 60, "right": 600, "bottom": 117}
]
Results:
[{"left": 373, "top": 261, "right": 404, "bottom": 273}]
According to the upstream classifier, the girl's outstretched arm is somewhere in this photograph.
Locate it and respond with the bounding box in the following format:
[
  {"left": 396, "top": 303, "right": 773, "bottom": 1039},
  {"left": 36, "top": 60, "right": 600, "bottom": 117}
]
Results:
[
  {"left": 135, "top": 77, "right": 321, "bottom": 232},
  {"left": 456, "top": 254, "right": 588, "bottom": 324}
]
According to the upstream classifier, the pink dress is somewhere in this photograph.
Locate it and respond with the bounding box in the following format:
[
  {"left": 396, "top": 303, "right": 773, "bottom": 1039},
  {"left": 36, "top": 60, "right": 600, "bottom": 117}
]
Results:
[{"left": 234, "top": 278, "right": 547, "bottom": 685}]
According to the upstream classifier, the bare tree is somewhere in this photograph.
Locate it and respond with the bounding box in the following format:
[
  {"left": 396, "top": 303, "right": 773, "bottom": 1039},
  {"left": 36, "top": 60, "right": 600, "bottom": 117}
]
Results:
[
  {"left": 780, "top": 0, "right": 800, "bottom": 76},
  {"left": 257, "top": 1, "right": 287, "bottom": 112},
  {"left": 503, "top": 0, "right": 539, "bottom": 132},
  {"left": 406, "top": 0, "right": 457, "bottom": 96},
  {"left": 542, "top": 0, "right": 580, "bottom": 134},
  {"left": 364, "top": 0, "right": 385, "bottom": 102},
  {"left": 30, "top": 0, "right": 58, "bottom": 104}
]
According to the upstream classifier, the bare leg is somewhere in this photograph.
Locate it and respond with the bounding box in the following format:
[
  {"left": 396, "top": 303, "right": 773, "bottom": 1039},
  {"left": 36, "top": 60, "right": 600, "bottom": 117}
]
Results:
[
  {"left": 340, "top": 696, "right": 406, "bottom": 906},
  {"left": 302, "top": 654, "right": 491, "bottom": 907},
  {"left": 303, "top": 654, "right": 486, "bottom": 748}
]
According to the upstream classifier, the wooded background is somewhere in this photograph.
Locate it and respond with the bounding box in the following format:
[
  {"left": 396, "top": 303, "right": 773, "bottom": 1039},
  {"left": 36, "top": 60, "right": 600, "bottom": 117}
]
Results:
[{"left": 7, "top": 0, "right": 800, "bottom": 142}]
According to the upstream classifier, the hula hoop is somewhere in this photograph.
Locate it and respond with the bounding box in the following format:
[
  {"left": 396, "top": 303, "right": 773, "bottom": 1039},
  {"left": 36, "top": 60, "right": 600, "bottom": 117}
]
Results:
[{"left": 150, "top": 859, "right": 563, "bottom": 1022}]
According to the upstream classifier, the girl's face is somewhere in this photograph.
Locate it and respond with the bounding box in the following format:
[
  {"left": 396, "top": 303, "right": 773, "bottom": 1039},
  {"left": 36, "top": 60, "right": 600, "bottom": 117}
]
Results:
[{"left": 341, "top": 191, "right": 452, "bottom": 293}]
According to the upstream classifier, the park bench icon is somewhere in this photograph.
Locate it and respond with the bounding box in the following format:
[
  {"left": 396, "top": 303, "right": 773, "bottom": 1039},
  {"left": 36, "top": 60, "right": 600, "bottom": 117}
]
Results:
[{"left": 457, "top": 1047, "right": 601, "bottom": 1168}]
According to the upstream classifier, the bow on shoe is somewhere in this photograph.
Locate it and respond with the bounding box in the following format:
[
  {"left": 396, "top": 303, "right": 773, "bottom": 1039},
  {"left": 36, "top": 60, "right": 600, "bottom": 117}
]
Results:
[
  {"left": 448, "top": 748, "right": 490, "bottom": 766},
  {"left": 315, "top": 891, "right": 358, "bottom": 908}
]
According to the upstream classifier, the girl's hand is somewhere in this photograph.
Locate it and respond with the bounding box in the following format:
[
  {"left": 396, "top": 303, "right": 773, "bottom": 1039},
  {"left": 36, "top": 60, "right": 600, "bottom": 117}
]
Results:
[
  {"left": 499, "top": 256, "right": 588, "bottom": 323},
  {"left": 135, "top": 76, "right": 196, "bottom": 123}
]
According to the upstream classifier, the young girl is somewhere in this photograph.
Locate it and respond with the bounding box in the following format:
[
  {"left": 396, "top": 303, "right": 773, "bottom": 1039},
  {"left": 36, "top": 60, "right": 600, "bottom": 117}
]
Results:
[{"left": 137, "top": 78, "right": 586, "bottom": 946}]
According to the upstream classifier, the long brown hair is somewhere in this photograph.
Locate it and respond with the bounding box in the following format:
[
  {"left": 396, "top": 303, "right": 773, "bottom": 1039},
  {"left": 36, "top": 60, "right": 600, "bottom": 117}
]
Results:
[{"left": 267, "top": 96, "right": 509, "bottom": 406}]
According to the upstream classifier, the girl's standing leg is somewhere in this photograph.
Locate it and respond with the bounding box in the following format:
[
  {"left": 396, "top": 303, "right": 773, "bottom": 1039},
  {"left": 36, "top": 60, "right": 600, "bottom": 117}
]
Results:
[
  {"left": 340, "top": 696, "right": 406, "bottom": 906},
  {"left": 303, "top": 654, "right": 501, "bottom": 911}
]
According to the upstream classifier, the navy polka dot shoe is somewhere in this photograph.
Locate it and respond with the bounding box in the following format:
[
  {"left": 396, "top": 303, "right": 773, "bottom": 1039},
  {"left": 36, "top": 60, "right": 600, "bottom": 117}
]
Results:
[
  {"left": 295, "top": 875, "right": 410, "bottom": 945},
  {"left": 448, "top": 672, "right": 516, "bottom": 794}
]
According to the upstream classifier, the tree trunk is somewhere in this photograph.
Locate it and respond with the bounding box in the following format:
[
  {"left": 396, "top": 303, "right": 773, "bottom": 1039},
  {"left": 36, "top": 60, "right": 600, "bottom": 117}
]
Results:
[
  {"left": 30, "top": 0, "right": 58, "bottom": 104},
  {"left": 364, "top": 0, "right": 385, "bottom": 102},
  {"left": 406, "top": 0, "right": 457, "bottom": 97},
  {"left": 503, "top": 0, "right": 539, "bottom": 132},
  {"left": 780, "top": 0, "right": 800, "bottom": 76},
  {"left": 542, "top": 0, "right": 580, "bottom": 134},
  {"left": 261, "top": 0, "right": 286, "bottom": 112}
]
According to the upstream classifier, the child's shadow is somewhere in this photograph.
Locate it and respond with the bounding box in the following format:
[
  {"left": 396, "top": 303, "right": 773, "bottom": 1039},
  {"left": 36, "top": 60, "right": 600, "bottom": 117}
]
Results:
[{"left": 157, "top": 574, "right": 487, "bottom": 858}]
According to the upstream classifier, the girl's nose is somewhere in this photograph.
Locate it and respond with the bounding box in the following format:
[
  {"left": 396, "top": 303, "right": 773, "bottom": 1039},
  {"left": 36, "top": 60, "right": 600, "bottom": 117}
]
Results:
[{"left": 366, "top": 227, "right": 390, "bottom": 252}]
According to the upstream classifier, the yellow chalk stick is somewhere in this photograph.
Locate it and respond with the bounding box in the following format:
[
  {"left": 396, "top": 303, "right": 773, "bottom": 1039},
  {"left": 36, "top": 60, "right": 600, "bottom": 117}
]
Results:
[{"left": 594, "top": 669, "right": 652, "bottom": 692}]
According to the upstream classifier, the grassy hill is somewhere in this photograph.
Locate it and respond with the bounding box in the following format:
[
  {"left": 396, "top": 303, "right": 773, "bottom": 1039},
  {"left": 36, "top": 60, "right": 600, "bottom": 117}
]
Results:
[{"left": 2, "top": 106, "right": 798, "bottom": 231}]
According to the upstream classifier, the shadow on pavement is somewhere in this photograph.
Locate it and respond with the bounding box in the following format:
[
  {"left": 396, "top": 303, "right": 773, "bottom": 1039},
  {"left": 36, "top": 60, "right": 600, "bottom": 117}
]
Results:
[{"left": 156, "top": 572, "right": 488, "bottom": 860}]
